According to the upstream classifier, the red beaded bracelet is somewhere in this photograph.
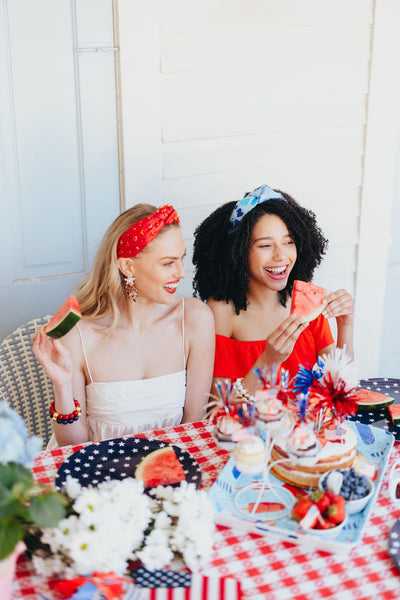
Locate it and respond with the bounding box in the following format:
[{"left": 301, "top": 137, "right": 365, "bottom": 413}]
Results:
[{"left": 49, "top": 399, "right": 81, "bottom": 424}]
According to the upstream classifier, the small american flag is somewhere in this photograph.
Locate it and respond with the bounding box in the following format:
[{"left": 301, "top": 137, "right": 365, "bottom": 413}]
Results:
[{"left": 145, "top": 574, "right": 242, "bottom": 600}]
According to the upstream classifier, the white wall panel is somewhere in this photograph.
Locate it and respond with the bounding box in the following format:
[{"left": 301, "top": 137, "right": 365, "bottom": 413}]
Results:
[
  {"left": 162, "top": 64, "right": 369, "bottom": 109},
  {"left": 163, "top": 128, "right": 364, "bottom": 180},
  {"left": 162, "top": 94, "right": 366, "bottom": 142},
  {"left": 161, "top": 27, "right": 371, "bottom": 73},
  {"left": 160, "top": 0, "right": 373, "bottom": 33},
  {"left": 119, "top": 0, "right": 398, "bottom": 376}
]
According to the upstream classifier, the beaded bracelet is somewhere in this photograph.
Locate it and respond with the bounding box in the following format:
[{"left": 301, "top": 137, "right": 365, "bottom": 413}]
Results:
[
  {"left": 232, "top": 378, "right": 256, "bottom": 404},
  {"left": 49, "top": 399, "right": 81, "bottom": 424}
]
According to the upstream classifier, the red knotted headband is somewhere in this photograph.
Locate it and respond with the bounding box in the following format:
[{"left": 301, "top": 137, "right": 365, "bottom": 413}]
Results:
[{"left": 117, "top": 205, "right": 180, "bottom": 258}]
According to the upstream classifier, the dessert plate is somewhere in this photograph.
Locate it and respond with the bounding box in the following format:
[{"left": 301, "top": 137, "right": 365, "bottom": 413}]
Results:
[
  {"left": 55, "top": 437, "right": 202, "bottom": 490},
  {"left": 349, "top": 378, "right": 400, "bottom": 441}
]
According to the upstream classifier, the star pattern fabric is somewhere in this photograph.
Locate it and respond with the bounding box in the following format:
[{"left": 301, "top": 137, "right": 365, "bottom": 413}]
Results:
[
  {"left": 349, "top": 378, "right": 400, "bottom": 441},
  {"left": 55, "top": 437, "right": 201, "bottom": 491}
]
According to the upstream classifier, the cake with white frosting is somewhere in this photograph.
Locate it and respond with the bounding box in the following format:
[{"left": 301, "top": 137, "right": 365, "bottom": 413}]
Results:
[{"left": 270, "top": 421, "right": 358, "bottom": 488}]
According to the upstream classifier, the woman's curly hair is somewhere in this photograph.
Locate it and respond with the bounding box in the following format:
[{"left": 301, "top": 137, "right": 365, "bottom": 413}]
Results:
[{"left": 192, "top": 190, "right": 328, "bottom": 315}]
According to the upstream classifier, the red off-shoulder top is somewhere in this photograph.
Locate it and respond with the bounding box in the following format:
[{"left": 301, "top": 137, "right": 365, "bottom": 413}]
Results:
[{"left": 213, "top": 314, "right": 334, "bottom": 380}]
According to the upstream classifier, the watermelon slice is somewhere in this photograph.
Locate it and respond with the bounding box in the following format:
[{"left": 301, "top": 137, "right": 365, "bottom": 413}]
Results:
[
  {"left": 290, "top": 280, "right": 328, "bottom": 323},
  {"left": 353, "top": 388, "right": 394, "bottom": 412},
  {"left": 135, "top": 446, "right": 186, "bottom": 488},
  {"left": 245, "top": 502, "right": 286, "bottom": 514},
  {"left": 388, "top": 404, "right": 400, "bottom": 425},
  {"left": 44, "top": 295, "right": 82, "bottom": 339}
]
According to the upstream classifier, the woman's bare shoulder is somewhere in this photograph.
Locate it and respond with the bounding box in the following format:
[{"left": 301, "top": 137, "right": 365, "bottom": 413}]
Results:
[
  {"left": 60, "top": 315, "right": 106, "bottom": 350},
  {"left": 183, "top": 297, "right": 213, "bottom": 323},
  {"left": 183, "top": 298, "right": 215, "bottom": 345},
  {"left": 205, "top": 298, "right": 234, "bottom": 336}
]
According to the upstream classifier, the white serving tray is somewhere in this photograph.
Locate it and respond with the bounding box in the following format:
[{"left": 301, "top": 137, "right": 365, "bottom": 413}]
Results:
[{"left": 208, "top": 421, "right": 394, "bottom": 554}]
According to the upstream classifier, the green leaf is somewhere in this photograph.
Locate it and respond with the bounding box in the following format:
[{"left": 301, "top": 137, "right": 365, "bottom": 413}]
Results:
[
  {"left": 0, "top": 497, "right": 29, "bottom": 521},
  {"left": 27, "top": 492, "right": 66, "bottom": 528},
  {"left": 0, "top": 481, "right": 13, "bottom": 504},
  {"left": 0, "top": 463, "right": 33, "bottom": 490},
  {"left": 0, "top": 517, "right": 23, "bottom": 560}
]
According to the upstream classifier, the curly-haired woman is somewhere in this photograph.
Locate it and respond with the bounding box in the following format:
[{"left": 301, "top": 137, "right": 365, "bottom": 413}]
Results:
[{"left": 192, "top": 184, "right": 354, "bottom": 397}]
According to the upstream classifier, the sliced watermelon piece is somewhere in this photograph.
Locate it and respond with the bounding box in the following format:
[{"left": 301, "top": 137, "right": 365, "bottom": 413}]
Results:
[
  {"left": 353, "top": 388, "right": 394, "bottom": 412},
  {"left": 388, "top": 403, "right": 400, "bottom": 425},
  {"left": 135, "top": 446, "right": 186, "bottom": 488},
  {"left": 246, "top": 502, "right": 286, "bottom": 514},
  {"left": 290, "top": 280, "right": 328, "bottom": 323},
  {"left": 44, "top": 295, "right": 82, "bottom": 339}
]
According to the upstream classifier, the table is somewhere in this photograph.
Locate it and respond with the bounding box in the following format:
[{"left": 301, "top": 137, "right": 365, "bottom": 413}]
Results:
[{"left": 12, "top": 420, "right": 400, "bottom": 600}]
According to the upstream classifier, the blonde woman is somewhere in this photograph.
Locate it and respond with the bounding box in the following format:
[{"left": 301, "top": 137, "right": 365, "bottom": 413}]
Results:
[{"left": 33, "top": 204, "right": 215, "bottom": 448}]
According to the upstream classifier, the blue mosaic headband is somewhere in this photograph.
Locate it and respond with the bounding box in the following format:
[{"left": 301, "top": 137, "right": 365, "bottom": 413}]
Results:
[{"left": 228, "top": 184, "right": 286, "bottom": 232}]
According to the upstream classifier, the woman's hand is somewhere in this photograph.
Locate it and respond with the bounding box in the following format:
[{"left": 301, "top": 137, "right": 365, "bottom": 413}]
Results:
[
  {"left": 32, "top": 327, "right": 73, "bottom": 389},
  {"left": 323, "top": 289, "right": 354, "bottom": 326},
  {"left": 322, "top": 289, "right": 354, "bottom": 358},
  {"left": 264, "top": 314, "right": 309, "bottom": 364}
]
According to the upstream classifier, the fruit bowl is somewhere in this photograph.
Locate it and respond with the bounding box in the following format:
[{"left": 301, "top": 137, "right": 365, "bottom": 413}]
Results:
[
  {"left": 319, "top": 469, "right": 375, "bottom": 515},
  {"left": 306, "top": 511, "right": 348, "bottom": 539}
]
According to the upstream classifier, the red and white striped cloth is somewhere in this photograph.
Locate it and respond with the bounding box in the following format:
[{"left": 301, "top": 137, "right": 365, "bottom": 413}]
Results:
[{"left": 144, "top": 575, "right": 242, "bottom": 600}]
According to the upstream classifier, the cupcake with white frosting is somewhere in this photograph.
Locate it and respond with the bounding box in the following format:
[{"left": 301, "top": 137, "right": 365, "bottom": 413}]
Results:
[{"left": 233, "top": 434, "right": 267, "bottom": 474}]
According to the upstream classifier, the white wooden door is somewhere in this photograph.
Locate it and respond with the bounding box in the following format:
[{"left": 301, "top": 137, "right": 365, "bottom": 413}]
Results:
[{"left": 0, "top": 0, "right": 120, "bottom": 340}]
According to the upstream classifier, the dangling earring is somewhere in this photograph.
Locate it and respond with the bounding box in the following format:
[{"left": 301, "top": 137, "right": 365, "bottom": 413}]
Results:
[{"left": 124, "top": 276, "right": 138, "bottom": 302}]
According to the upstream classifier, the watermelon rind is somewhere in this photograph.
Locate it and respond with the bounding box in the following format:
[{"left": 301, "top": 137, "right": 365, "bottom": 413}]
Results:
[
  {"left": 354, "top": 389, "right": 394, "bottom": 413},
  {"left": 45, "top": 310, "right": 81, "bottom": 339},
  {"left": 356, "top": 397, "right": 394, "bottom": 412},
  {"left": 44, "top": 295, "right": 82, "bottom": 339},
  {"left": 388, "top": 404, "right": 400, "bottom": 425},
  {"left": 300, "top": 303, "right": 327, "bottom": 324}
]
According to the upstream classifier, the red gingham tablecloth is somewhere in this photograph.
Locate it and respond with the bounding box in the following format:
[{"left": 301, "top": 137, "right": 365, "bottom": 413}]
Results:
[{"left": 12, "top": 421, "right": 400, "bottom": 600}]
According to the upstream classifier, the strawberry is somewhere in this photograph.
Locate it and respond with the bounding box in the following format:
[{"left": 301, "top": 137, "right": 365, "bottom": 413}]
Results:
[
  {"left": 324, "top": 490, "right": 337, "bottom": 503},
  {"left": 326, "top": 502, "right": 346, "bottom": 524},
  {"left": 310, "top": 489, "right": 330, "bottom": 514},
  {"left": 315, "top": 515, "right": 336, "bottom": 530},
  {"left": 291, "top": 496, "right": 314, "bottom": 521}
]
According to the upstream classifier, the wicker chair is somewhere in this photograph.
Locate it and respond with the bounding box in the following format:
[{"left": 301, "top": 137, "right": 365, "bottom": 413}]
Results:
[{"left": 0, "top": 316, "right": 54, "bottom": 448}]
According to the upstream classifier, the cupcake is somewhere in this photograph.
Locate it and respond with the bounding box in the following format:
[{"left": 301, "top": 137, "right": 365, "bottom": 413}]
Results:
[
  {"left": 233, "top": 435, "right": 267, "bottom": 474},
  {"left": 255, "top": 388, "right": 291, "bottom": 434},
  {"left": 214, "top": 414, "right": 244, "bottom": 443},
  {"left": 286, "top": 423, "right": 320, "bottom": 462}
]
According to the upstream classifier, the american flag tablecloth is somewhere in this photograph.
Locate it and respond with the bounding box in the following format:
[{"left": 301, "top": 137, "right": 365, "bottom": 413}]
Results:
[{"left": 12, "top": 421, "right": 400, "bottom": 600}]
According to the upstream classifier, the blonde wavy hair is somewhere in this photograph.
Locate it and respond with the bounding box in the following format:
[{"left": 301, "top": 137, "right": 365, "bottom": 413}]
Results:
[{"left": 75, "top": 204, "right": 178, "bottom": 332}]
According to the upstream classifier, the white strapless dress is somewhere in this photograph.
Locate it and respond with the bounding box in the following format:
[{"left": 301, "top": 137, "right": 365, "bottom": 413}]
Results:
[
  {"left": 85, "top": 370, "right": 186, "bottom": 440},
  {"left": 47, "top": 301, "right": 187, "bottom": 449},
  {"left": 47, "top": 370, "right": 186, "bottom": 450}
]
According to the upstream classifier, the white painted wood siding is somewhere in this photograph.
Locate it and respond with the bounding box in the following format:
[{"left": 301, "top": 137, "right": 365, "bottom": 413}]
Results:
[
  {"left": 119, "top": 0, "right": 399, "bottom": 377},
  {"left": 0, "top": 0, "right": 120, "bottom": 339}
]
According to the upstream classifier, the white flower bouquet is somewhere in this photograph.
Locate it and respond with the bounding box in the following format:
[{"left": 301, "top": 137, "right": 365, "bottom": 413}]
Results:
[{"left": 32, "top": 476, "right": 215, "bottom": 578}]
